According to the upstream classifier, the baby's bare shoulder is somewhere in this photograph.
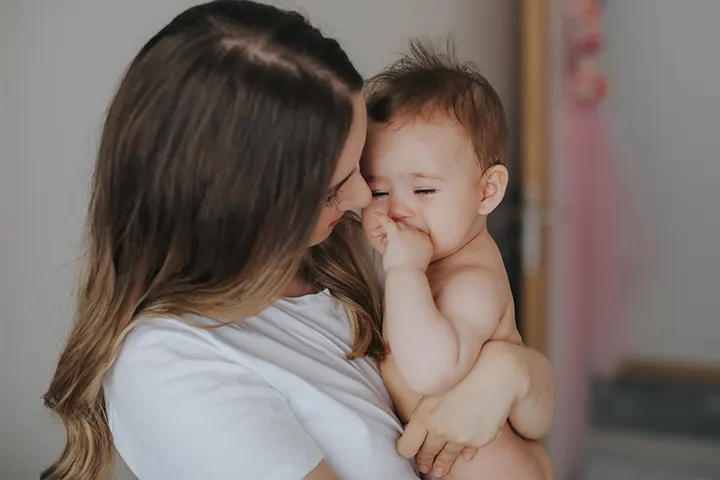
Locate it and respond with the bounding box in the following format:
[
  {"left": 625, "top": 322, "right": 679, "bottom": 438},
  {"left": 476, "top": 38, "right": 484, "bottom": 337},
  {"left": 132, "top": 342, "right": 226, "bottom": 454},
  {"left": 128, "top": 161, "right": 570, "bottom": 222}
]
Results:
[
  {"left": 434, "top": 264, "right": 506, "bottom": 297},
  {"left": 433, "top": 266, "right": 511, "bottom": 322}
]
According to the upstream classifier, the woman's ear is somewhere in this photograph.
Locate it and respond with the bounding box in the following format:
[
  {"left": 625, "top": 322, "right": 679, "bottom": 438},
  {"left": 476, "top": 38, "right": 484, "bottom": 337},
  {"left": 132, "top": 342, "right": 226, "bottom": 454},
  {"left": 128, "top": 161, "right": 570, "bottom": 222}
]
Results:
[{"left": 478, "top": 165, "right": 509, "bottom": 215}]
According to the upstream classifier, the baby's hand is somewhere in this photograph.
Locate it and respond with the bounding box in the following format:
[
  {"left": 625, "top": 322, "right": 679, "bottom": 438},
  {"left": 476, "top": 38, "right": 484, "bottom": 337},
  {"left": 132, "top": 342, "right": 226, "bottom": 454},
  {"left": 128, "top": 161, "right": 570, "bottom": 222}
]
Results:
[{"left": 373, "top": 212, "right": 433, "bottom": 272}]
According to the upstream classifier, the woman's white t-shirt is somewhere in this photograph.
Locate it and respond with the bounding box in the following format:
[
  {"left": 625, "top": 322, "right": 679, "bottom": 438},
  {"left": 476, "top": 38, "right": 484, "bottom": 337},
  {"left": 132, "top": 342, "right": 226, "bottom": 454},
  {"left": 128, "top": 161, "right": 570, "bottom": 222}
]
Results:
[{"left": 105, "top": 289, "right": 418, "bottom": 480}]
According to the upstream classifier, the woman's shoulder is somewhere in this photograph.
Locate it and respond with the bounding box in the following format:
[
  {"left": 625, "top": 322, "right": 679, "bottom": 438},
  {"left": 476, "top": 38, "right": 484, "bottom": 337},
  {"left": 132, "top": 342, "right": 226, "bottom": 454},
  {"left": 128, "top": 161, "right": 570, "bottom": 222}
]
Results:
[
  {"left": 107, "top": 297, "right": 356, "bottom": 399},
  {"left": 107, "top": 301, "right": 333, "bottom": 391},
  {"left": 115, "top": 315, "right": 219, "bottom": 362},
  {"left": 106, "top": 315, "right": 251, "bottom": 399}
]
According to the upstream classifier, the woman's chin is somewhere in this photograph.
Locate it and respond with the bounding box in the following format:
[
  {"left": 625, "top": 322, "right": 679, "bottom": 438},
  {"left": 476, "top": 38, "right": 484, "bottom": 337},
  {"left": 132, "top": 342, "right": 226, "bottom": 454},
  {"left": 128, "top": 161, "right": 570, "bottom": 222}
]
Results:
[{"left": 308, "top": 230, "right": 332, "bottom": 247}]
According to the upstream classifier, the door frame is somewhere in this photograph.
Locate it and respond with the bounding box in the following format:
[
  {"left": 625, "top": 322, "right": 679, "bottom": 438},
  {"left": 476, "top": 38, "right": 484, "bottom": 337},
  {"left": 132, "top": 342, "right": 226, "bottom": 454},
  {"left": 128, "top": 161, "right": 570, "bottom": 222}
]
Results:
[{"left": 520, "top": 0, "right": 551, "bottom": 355}]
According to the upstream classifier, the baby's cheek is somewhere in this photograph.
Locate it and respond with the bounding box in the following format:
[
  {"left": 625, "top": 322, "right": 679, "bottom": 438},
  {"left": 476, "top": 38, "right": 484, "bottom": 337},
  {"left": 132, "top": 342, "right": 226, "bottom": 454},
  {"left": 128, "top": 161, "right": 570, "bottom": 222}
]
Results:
[{"left": 428, "top": 212, "right": 467, "bottom": 253}]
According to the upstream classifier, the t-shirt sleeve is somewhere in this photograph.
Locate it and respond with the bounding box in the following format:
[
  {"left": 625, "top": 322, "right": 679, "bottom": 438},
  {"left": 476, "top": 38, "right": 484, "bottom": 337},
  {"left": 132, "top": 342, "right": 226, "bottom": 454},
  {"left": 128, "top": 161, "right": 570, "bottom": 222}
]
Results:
[{"left": 104, "top": 319, "right": 324, "bottom": 480}]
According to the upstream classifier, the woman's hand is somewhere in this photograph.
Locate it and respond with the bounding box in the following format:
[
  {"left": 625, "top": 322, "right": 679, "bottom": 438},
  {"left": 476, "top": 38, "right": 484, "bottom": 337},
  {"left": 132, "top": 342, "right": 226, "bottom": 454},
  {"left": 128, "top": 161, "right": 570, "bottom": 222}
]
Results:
[{"left": 397, "top": 341, "right": 528, "bottom": 478}]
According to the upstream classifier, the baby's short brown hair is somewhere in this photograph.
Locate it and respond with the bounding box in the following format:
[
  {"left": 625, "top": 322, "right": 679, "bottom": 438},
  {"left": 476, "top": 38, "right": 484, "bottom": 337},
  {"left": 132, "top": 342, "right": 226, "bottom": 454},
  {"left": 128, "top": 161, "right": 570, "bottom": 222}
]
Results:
[{"left": 365, "top": 39, "right": 508, "bottom": 170}]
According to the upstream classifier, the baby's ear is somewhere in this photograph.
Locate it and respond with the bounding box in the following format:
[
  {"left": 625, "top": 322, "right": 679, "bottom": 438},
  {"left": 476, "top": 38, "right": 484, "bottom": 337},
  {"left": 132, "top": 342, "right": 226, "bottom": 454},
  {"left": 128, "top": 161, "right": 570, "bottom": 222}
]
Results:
[{"left": 478, "top": 165, "right": 509, "bottom": 215}]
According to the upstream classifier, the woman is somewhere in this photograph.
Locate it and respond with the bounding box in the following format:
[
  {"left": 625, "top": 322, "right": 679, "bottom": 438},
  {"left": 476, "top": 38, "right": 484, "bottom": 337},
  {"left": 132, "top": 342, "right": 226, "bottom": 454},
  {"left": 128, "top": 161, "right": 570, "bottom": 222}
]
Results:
[{"left": 42, "top": 1, "right": 554, "bottom": 479}]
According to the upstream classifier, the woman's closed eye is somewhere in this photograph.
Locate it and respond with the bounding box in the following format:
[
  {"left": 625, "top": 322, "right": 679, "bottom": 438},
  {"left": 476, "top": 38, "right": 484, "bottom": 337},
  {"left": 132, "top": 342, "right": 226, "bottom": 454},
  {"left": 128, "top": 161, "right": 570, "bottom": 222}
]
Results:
[
  {"left": 325, "top": 191, "right": 341, "bottom": 206},
  {"left": 371, "top": 190, "right": 388, "bottom": 199}
]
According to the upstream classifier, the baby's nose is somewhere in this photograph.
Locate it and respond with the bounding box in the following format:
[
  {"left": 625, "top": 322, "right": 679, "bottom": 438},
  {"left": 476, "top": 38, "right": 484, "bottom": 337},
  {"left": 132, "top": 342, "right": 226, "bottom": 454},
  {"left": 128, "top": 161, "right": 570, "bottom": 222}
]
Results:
[{"left": 388, "top": 199, "right": 412, "bottom": 221}]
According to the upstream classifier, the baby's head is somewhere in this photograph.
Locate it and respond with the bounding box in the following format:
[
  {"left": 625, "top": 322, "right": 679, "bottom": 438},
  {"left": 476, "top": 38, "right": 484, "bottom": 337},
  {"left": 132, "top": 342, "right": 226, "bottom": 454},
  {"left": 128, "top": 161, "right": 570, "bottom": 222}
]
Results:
[{"left": 361, "top": 40, "right": 509, "bottom": 260}]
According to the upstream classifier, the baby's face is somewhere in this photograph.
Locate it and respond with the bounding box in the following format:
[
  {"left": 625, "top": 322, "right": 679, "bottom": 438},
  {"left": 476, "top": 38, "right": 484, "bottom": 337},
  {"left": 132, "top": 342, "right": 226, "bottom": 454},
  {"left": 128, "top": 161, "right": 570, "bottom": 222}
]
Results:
[{"left": 361, "top": 117, "right": 485, "bottom": 260}]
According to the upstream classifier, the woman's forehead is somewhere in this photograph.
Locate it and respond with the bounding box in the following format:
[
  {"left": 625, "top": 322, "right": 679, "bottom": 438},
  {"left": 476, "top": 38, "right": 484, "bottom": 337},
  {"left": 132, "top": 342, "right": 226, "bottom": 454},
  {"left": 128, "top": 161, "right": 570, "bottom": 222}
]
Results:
[{"left": 330, "top": 94, "right": 367, "bottom": 183}]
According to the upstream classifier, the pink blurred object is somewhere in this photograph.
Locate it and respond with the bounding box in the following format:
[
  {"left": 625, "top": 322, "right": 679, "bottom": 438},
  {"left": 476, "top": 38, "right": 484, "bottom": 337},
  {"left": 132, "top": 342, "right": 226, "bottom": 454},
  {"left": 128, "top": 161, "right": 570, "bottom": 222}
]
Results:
[
  {"left": 567, "top": 0, "right": 609, "bottom": 104},
  {"left": 570, "top": 57, "right": 609, "bottom": 104},
  {"left": 564, "top": 100, "right": 625, "bottom": 378},
  {"left": 555, "top": 0, "right": 626, "bottom": 477}
]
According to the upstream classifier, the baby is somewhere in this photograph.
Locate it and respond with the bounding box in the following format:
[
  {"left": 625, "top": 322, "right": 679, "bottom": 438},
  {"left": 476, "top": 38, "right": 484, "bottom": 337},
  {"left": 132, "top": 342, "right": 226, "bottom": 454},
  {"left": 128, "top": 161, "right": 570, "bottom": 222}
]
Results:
[{"left": 361, "top": 42, "right": 552, "bottom": 479}]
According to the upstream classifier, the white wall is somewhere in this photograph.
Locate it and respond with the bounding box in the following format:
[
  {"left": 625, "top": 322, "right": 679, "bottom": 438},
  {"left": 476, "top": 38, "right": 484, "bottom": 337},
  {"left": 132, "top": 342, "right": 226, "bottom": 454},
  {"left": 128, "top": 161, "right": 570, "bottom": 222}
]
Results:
[
  {"left": 0, "top": 1, "right": 519, "bottom": 478},
  {"left": 602, "top": 0, "right": 720, "bottom": 365}
]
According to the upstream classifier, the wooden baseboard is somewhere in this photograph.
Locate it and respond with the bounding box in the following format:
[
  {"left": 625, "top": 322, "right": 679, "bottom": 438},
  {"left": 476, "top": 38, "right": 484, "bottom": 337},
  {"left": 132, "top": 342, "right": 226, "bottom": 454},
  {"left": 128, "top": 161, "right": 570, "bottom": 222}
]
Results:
[
  {"left": 585, "top": 428, "right": 720, "bottom": 471},
  {"left": 616, "top": 357, "right": 720, "bottom": 383}
]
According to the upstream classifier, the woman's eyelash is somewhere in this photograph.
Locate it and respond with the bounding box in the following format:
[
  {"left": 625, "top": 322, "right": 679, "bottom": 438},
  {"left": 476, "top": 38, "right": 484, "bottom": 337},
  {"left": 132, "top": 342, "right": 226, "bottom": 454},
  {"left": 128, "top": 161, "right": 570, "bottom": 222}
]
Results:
[
  {"left": 371, "top": 191, "right": 388, "bottom": 198},
  {"left": 325, "top": 191, "right": 341, "bottom": 206}
]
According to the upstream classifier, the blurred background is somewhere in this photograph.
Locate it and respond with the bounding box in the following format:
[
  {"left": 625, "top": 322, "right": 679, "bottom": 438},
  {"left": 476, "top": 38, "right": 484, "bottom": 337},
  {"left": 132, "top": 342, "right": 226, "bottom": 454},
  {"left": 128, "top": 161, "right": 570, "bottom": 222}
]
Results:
[
  {"left": 543, "top": 1, "right": 720, "bottom": 479},
  {"left": 0, "top": 0, "right": 718, "bottom": 479}
]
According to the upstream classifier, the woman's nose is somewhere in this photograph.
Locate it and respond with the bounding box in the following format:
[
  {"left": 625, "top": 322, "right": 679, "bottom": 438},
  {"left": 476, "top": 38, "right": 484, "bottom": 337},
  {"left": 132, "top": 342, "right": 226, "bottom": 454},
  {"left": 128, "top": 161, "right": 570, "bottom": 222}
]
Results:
[{"left": 340, "top": 173, "right": 371, "bottom": 211}]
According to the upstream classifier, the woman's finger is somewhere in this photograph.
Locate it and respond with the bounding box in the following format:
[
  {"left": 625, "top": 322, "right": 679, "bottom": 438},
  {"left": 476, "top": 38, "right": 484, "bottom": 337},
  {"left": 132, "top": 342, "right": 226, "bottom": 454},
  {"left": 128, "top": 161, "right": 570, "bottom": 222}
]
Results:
[
  {"left": 415, "top": 435, "right": 446, "bottom": 475},
  {"left": 430, "top": 442, "right": 465, "bottom": 478},
  {"left": 396, "top": 421, "right": 427, "bottom": 459}
]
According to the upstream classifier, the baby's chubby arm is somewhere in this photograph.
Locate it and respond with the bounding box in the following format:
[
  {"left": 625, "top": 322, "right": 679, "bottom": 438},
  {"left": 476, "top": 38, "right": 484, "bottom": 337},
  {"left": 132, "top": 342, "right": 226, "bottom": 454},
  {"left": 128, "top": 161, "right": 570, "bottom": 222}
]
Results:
[
  {"left": 376, "top": 213, "right": 508, "bottom": 396},
  {"left": 385, "top": 265, "right": 506, "bottom": 396},
  {"left": 505, "top": 342, "right": 556, "bottom": 440}
]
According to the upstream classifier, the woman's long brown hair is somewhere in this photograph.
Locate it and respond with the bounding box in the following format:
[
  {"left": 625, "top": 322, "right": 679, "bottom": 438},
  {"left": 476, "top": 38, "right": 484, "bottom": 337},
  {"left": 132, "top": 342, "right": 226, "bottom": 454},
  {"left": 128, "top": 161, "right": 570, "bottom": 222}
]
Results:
[{"left": 41, "top": 1, "right": 383, "bottom": 478}]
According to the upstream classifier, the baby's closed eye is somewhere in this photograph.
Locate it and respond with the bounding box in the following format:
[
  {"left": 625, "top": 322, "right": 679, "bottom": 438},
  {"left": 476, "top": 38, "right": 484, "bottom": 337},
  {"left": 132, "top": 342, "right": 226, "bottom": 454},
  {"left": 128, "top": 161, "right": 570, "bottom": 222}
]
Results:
[{"left": 371, "top": 189, "right": 437, "bottom": 198}]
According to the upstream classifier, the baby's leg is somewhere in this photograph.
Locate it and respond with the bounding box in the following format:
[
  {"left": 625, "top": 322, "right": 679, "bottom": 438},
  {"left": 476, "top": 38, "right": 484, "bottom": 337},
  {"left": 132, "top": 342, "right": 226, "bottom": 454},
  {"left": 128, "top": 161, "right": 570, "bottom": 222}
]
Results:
[{"left": 427, "top": 423, "right": 553, "bottom": 480}]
